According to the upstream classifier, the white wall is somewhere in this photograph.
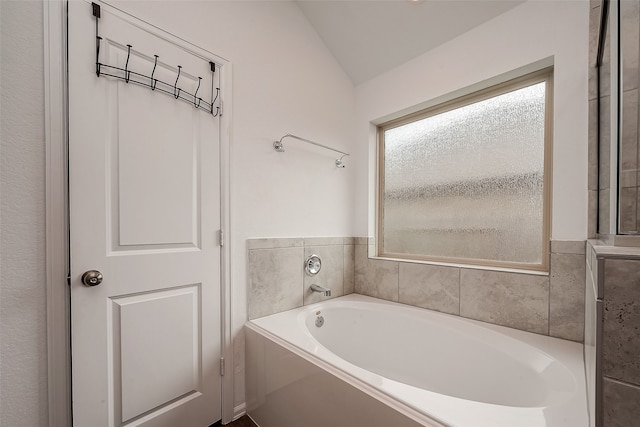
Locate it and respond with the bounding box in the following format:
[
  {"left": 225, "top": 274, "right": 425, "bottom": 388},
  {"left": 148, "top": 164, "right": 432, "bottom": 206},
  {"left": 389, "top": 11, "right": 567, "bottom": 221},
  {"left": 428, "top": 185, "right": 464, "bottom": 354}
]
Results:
[
  {"left": 91, "top": 0, "right": 358, "bottom": 415},
  {"left": 1, "top": 0, "right": 356, "bottom": 422},
  {"left": 354, "top": 0, "right": 589, "bottom": 241},
  {"left": 0, "top": 0, "right": 589, "bottom": 423},
  {"left": 0, "top": 1, "right": 49, "bottom": 426}
]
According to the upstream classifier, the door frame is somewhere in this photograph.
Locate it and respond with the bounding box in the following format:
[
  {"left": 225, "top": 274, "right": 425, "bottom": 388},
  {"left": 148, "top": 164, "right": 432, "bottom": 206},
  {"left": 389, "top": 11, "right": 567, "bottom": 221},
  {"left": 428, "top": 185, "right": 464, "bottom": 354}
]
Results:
[{"left": 44, "top": 1, "right": 234, "bottom": 425}]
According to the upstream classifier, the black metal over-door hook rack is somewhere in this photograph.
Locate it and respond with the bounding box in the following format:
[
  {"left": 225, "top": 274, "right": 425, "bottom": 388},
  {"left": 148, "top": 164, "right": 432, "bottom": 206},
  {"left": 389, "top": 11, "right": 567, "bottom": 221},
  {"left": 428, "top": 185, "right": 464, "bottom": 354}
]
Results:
[{"left": 91, "top": 2, "right": 220, "bottom": 116}]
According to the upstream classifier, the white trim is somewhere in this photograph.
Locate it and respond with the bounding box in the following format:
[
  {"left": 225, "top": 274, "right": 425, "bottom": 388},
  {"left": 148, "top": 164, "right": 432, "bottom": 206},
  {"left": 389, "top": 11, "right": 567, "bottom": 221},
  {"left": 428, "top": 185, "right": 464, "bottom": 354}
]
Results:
[
  {"left": 203, "top": 24, "right": 234, "bottom": 427},
  {"left": 46, "top": 1, "right": 234, "bottom": 424},
  {"left": 232, "top": 403, "right": 247, "bottom": 422},
  {"left": 45, "top": 1, "right": 71, "bottom": 426},
  {"left": 94, "top": 0, "right": 230, "bottom": 63},
  {"left": 218, "top": 40, "right": 235, "bottom": 427}
]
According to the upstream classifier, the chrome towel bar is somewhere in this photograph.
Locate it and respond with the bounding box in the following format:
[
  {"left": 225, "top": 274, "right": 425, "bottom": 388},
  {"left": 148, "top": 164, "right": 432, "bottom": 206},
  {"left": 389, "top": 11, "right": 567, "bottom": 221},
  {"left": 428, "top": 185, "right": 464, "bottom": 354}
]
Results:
[{"left": 273, "top": 133, "right": 349, "bottom": 168}]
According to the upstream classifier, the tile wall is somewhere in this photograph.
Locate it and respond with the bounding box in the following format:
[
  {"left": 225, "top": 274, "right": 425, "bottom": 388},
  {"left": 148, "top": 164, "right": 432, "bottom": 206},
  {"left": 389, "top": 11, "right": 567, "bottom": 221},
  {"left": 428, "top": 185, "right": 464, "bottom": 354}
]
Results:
[
  {"left": 586, "top": 242, "right": 640, "bottom": 426},
  {"left": 247, "top": 237, "right": 586, "bottom": 342},
  {"left": 587, "top": 3, "right": 640, "bottom": 424},
  {"left": 354, "top": 239, "right": 585, "bottom": 341},
  {"left": 247, "top": 238, "right": 355, "bottom": 320}
]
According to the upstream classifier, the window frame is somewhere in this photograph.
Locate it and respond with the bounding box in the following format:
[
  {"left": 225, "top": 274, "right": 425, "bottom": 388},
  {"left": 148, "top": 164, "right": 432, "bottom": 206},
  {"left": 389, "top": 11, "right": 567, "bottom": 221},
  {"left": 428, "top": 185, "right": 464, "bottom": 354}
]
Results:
[{"left": 376, "top": 68, "right": 554, "bottom": 272}]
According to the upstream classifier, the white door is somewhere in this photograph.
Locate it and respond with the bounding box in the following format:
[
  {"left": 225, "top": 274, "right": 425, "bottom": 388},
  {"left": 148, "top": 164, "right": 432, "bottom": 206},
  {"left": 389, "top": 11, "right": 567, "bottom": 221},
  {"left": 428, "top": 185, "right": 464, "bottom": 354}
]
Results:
[{"left": 68, "top": 1, "right": 222, "bottom": 425}]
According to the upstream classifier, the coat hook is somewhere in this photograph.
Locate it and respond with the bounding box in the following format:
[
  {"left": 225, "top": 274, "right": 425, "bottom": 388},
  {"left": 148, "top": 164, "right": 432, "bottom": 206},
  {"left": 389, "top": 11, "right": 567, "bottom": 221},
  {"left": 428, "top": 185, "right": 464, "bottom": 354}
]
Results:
[
  {"left": 150, "top": 55, "right": 158, "bottom": 90},
  {"left": 91, "top": 13, "right": 220, "bottom": 119},
  {"left": 210, "top": 62, "right": 218, "bottom": 115},
  {"left": 95, "top": 36, "right": 102, "bottom": 77},
  {"left": 124, "top": 44, "right": 132, "bottom": 83},
  {"left": 174, "top": 65, "right": 182, "bottom": 99},
  {"left": 194, "top": 77, "right": 202, "bottom": 108},
  {"left": 210, "top": 88, "right": 220, "bottom": 115}
]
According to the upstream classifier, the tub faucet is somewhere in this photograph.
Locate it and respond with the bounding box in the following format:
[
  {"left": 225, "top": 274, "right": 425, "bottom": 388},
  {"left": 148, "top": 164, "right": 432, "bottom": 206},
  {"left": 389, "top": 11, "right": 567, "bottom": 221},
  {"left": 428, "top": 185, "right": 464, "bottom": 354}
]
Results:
[{"left": 310, "top": 284, "right": 331, "bottom": 297}]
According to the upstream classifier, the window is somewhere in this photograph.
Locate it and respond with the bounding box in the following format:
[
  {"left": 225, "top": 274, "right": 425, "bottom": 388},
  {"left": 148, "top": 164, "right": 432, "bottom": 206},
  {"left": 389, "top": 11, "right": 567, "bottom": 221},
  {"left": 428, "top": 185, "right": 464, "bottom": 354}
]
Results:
[{"left": 377, "top": 69, "right": 552, "bottom": 271}]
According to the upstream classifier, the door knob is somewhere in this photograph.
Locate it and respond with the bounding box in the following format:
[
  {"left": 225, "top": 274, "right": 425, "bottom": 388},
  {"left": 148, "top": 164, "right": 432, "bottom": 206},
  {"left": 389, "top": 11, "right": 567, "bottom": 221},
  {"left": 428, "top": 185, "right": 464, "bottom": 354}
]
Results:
[{"left": 81, "top": 270, "right": 103, "bottom": 287}]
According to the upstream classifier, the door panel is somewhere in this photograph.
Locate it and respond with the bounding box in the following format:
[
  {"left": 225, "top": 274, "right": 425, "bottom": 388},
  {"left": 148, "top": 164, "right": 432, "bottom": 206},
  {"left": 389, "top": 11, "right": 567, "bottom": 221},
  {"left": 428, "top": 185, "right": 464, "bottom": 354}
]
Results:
[
  {"left": 116, "top": 84, "right": 198, "bottom": 247},
  {"left": 116, "top": 285, "right": 201, "bottom": 421},
  {"left": 68, "top": 1, "right": 222, "bottom": 425}
]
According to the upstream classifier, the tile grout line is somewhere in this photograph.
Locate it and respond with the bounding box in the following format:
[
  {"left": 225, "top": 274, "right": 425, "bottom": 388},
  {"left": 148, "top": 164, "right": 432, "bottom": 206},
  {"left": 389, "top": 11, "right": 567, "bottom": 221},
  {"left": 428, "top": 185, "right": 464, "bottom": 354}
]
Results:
[
  {"left": 458, "top": 267, "right": 462, "bottom": 316},
  {"left": 548, "top": 253, "right": 552, "bottom": 336},
  {"left": 603, "top": 375, "right": 640, "bottom": 390},
  {"left": 395, "top": 262, "right": 400, "bottom": 302},
  {"left": 341, "top": 243, "right": 347, "bottom": 297},
  {"left": 396, "top": 260, "right": 400, "bottom": 301}
]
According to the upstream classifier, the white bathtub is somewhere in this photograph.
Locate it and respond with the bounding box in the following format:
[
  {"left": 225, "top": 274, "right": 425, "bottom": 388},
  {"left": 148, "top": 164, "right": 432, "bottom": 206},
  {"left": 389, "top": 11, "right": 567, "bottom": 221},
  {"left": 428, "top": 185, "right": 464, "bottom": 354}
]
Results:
[{"left": 245, "top": 294, "right": 587, "bottom": 427}]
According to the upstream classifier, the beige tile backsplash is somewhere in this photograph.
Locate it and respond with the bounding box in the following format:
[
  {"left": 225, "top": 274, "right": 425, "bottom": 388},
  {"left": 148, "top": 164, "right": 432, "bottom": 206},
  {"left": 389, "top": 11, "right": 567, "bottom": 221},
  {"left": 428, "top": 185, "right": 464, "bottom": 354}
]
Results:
[
  {"left": 398, "top": 263, "right": 460, "bottom": 315},
  {"left": 247, "top": 237, "right": 587, "bottom": 342},
  {"left": 343, "top": 244, "right": 355, "bottom": 295},
  {"left": 549, "top": 253, "right": 586, "bottom": 341},
  {"left": 459, "top": 269, "right": 549, "bottom": 334},
  {"left": 354, "top": 244, "right": 399, "bottom": 302},
  {"left": 247, "top": 246, "right": 303, "bottom": 320},
  {"left": 247, "top": 238, "right": 352, "bottom": 320}
]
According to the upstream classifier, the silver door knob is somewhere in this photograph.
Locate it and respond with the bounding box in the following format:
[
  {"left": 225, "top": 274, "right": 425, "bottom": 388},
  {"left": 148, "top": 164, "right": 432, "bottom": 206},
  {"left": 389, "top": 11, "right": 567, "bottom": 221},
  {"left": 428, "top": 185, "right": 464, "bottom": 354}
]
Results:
[{"left": 81, "top": 270, "right": 103, "bottom": 287}]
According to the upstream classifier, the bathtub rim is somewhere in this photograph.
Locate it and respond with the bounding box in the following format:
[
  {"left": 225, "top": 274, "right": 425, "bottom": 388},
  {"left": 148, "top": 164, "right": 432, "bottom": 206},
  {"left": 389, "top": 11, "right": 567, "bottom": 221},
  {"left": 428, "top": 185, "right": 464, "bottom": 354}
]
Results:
[
  {"left": 245, "top": 316, "right": 447, "bottom": 427},
  {"left": 246, "top": 294, "right": 587, "bottom": 427},
  {"left": 302, "top": 299, "right": 577, "bottom": 408}
]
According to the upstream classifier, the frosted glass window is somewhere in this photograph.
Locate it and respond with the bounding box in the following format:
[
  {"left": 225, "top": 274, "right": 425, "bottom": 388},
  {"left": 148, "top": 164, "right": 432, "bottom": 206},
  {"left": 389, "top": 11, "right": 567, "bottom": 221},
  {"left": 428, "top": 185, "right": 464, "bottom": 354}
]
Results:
[{"left": 379, "top": 71, "right": 551, "bottom": 270}]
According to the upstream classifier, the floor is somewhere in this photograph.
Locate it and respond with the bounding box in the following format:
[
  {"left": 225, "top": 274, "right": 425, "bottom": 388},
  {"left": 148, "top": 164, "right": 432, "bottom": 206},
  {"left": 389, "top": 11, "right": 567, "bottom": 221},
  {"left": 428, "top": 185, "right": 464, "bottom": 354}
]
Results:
[{"left": 225, "top": 415, "right": 258, "bottom": 427}]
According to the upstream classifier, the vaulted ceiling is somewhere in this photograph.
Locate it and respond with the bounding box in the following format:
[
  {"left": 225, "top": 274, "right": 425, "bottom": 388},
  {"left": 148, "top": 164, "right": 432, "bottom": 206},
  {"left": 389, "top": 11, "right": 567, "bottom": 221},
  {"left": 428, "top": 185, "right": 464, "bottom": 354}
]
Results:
[{"left": 295, "top": 0, "right": 525, "bottom": 85}]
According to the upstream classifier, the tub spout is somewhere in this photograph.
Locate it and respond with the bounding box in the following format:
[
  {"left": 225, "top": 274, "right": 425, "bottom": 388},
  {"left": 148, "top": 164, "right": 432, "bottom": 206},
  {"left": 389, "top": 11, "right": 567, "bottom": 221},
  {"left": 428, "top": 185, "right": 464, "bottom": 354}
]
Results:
[{"left": 310, "top": 284, "right": 331, "bottom": 297}]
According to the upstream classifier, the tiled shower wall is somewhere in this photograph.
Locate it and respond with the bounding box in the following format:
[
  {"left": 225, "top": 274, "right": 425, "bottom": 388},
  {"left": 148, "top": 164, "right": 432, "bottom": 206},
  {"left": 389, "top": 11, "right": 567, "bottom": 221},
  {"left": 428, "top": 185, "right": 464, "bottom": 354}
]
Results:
[
  {"left": 586, "top": 242, "right": 640, "bottom": 426},
  {"left": 586, "top": 2, "right": 640, "bottom": 425},
  {"left": 248, "top": 237, "right": 586, "bottom": 342}
]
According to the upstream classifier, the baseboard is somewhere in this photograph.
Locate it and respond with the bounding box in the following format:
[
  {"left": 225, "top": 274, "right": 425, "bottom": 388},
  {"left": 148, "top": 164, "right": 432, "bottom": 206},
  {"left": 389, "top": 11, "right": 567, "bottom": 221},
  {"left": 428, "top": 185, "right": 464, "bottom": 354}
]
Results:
[{"left": 232, "top": 403, "right": 247, "bottom": 421}]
